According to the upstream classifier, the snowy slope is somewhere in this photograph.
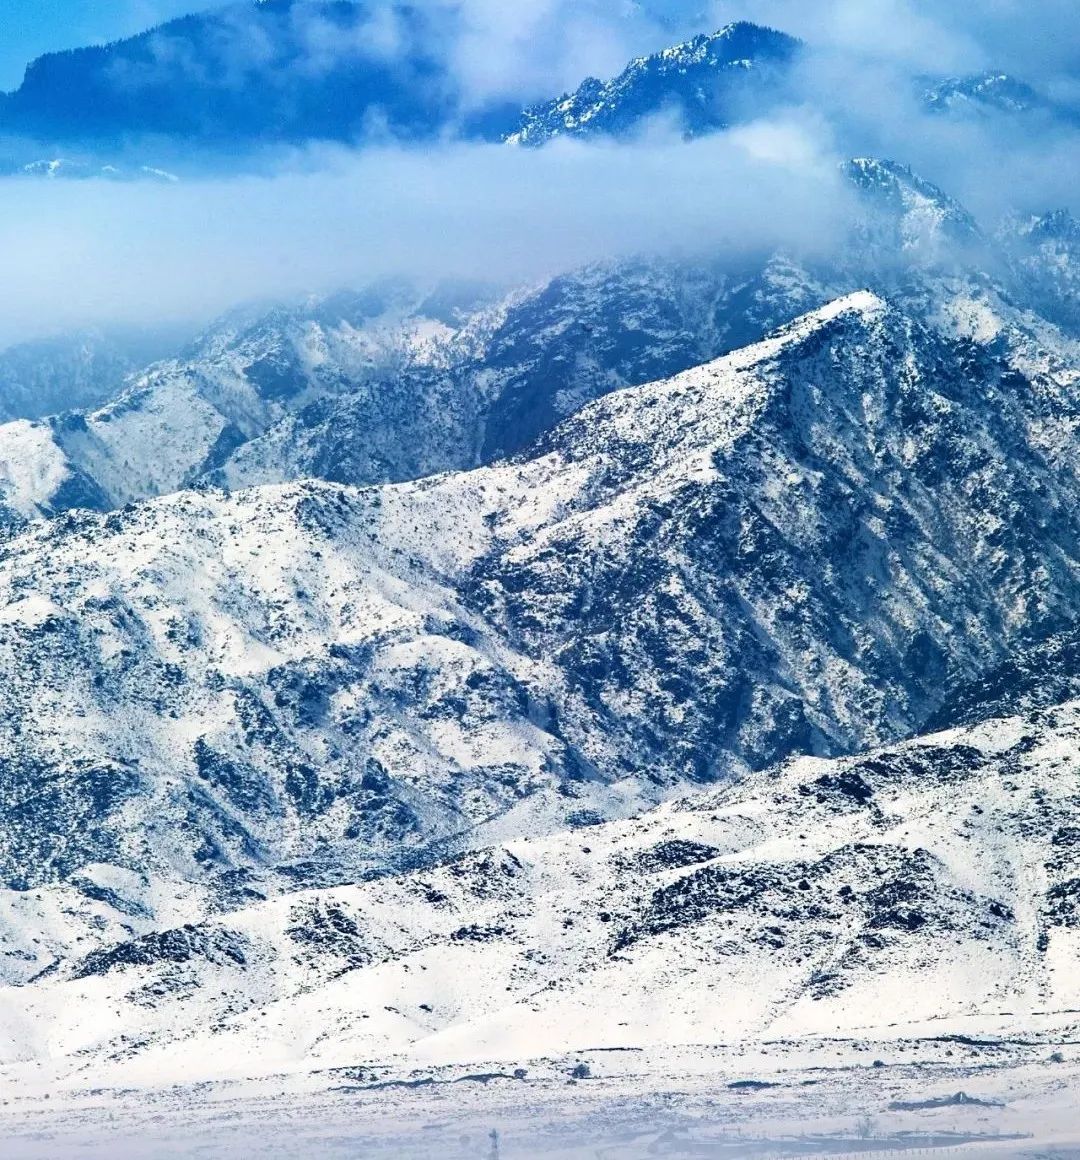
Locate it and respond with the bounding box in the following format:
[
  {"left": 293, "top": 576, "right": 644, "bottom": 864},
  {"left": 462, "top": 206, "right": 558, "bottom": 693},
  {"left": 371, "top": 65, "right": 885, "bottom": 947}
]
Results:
[
  {"left": 2, "top": 292, "right": 1080, "bottom": 990},
  {"left": 3, "top": 697, "right": 1079, "bottom": 1091}
]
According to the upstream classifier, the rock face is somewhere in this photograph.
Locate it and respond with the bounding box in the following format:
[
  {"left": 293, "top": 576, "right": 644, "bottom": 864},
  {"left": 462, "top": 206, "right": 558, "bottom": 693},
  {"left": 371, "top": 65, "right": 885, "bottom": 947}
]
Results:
[{"left": 505, "top": 23, "right": 800, "bottom": 145}]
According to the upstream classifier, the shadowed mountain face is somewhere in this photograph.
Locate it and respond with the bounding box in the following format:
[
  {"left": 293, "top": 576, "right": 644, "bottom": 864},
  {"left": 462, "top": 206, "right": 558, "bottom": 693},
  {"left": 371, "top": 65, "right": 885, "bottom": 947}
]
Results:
[
  {"left": 0, "top": 330, "right": 168, "bottom": 422},
  {"left": 0, "top": 0, "right": 519, "bottom": 147}
]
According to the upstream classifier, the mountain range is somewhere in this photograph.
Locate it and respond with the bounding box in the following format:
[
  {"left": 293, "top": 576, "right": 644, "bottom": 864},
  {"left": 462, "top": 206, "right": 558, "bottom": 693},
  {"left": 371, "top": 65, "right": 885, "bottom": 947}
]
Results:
[
  {"left": 0, "top": 4, "right": 1079, "bottom": 1142},
  {"left": 1, "top": 159, "right": 1077, "bottom": 523},
  {"left": 0, "top": 3, "right": 1067, "bottom": 166}
]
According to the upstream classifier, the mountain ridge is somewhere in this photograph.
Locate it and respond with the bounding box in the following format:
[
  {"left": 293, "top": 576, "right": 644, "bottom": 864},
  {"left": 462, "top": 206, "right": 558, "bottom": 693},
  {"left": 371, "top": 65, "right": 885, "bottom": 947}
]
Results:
[
  {"left": 0, "top": 8, "right": 1060, "bottom": 163},
  {"left": 4, "top": 288, "right": 1080, "bottom": 995},
  {"left": 505, "top": 22, "right": 800, "bottom": 145}
]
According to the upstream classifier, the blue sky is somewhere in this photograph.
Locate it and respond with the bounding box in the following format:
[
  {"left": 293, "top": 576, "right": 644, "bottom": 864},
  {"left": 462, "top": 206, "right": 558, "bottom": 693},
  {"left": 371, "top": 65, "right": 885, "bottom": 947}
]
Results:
[{"left": 0, "top": 1, "right": 221, "bottom": 89}]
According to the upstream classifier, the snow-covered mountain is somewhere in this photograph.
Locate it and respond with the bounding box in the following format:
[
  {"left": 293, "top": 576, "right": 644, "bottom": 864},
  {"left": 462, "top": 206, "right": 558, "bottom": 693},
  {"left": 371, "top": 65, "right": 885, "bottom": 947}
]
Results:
[
  {"left": 1, "top": 10, "right": 1080, "bottom": 1129},
  {"left": 923, "top": 73, "right": 1052, "bottom": 116},
  {"left": 4, "top": 289, "right": 1080, "bottom": 997},
  {"left": 4, "top": 688, "right": 1080, "bottom": 1092},
  {"left": 506, "top": 23, "right": 799, "bottom": 145}
]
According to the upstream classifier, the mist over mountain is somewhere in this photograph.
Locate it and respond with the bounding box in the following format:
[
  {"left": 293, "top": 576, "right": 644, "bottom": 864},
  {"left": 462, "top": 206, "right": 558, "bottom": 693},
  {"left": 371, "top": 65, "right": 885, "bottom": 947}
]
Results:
[{"left": 0, "top": 1, "right": 1072, "bottom": 352}]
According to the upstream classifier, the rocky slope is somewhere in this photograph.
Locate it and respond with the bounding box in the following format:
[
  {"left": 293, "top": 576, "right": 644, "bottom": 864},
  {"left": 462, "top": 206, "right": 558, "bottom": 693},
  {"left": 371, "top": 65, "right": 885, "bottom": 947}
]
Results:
[
  {"left": 4, "top": 291, "right": 1080, "bottom": 989},
  {"left": 4, "top": 694, "right": 1079, "bottom": 1090}
]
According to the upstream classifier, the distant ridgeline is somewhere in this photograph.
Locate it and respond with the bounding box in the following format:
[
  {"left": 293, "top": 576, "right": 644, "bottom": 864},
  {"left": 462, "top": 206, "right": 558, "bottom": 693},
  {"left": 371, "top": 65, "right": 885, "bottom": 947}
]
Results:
[
  {"left": 0, "top": 0, "right": 519, "bottom": 146},
  {"left": 0, "top": 1, "right": 799, "bottom": 151},
  {"left": 0, "top": 0, "right": 1069, "bottom": 163}
]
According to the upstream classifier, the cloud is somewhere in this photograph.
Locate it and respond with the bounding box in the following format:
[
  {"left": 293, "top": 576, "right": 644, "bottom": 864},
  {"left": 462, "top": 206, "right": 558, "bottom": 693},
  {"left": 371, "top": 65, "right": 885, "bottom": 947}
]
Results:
[
  {"left": 0, "top": 0, "right": 1076, "bottom": 349},
  {"left": 0, "top": 123, "right": 852, "bottom": 346},
  {"left": 700, "top": 0, "right": 1080, "bottom": 76}
]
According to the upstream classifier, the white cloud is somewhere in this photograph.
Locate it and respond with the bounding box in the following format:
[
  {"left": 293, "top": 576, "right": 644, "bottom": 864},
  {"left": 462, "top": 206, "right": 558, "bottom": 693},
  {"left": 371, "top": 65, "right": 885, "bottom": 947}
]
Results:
[
  {"left": 0, "top": 0, "right": 1077, "bottom": 348},
  {"left": 0, "top": 125, "right": 852, "bottom": 345}
]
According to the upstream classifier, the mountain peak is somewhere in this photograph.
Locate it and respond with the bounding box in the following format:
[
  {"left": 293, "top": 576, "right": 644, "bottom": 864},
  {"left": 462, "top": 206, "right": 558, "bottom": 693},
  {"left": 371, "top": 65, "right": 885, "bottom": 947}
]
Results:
[
  {"left": 844, "top": 157, "right": 981, "bottom": 251},
  {"left": 1019, "top": 208, "right": 1080, "bottom": 244},
  {"left": 924, "top": 71, "right": 1048, "bottom": 115},
  {"left": 506, "top": 22, "right": 798, "bottom": 146},
  {"left": 656, "top": 21, "right": 795, "bottom": 58},
  {"left": 788, "top": 288, "right": 886, "bottom": 326}
]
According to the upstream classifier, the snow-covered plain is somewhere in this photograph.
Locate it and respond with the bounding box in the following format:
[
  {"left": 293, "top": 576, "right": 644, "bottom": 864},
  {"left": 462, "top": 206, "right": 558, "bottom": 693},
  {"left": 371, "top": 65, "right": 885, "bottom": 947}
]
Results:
[{"left": 2, "top": 1044, "right": 1079, "bottom": 1158}]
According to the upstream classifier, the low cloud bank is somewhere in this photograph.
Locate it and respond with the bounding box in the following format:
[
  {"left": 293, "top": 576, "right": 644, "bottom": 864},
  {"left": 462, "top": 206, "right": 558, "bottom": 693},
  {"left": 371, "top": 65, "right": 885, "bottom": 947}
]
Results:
[
  {"left": 0, "top": 124, "right": 852, "bottom": 345},
  {"left": 0, "top": 0, "right": 1075, "bottom": 346}
]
